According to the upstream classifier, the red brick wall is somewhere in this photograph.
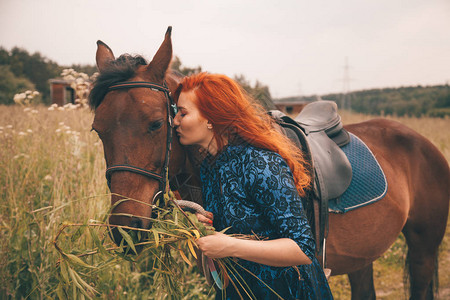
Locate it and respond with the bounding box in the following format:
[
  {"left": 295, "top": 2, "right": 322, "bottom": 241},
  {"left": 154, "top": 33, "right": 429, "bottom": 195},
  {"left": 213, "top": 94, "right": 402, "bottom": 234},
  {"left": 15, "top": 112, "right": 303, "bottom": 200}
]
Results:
[
  {"left": 51, "top": 83, "right": 65, "bottom": 106},
  {"left": 275, "top": 103, "right": 307, "bottom": 116}
]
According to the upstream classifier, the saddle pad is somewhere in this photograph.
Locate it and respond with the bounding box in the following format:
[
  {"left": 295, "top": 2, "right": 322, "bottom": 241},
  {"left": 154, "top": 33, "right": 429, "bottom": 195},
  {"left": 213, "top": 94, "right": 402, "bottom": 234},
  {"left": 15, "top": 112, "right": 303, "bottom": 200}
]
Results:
[{"left": 328, "top": 133, "right": 387, "bottom": 213}]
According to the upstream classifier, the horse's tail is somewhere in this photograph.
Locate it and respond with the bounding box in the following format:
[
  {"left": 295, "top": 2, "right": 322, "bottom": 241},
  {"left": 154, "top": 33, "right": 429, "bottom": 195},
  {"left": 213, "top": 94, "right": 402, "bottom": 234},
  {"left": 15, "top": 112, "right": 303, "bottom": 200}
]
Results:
[{"left": 403, "top": 248, "right": 440, "bottom": 298}]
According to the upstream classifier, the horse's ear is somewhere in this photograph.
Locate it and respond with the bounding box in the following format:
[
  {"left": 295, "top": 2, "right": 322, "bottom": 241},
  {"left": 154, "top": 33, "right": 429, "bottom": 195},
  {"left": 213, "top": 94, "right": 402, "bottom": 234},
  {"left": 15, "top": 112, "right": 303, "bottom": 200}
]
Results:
[
  {"left": 96, "top": 40, "right": 115, "bottom": 73},
  {"left": 146, "top": 26, "right": 172, "bottom": 82}
]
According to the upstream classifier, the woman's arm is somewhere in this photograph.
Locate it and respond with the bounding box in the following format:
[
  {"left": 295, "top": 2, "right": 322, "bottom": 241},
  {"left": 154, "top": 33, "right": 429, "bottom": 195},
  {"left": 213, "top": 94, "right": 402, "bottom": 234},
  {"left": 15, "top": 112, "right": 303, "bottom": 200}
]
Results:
[{"left": 196, "top": 232, "right": 312, "bottom": 267}]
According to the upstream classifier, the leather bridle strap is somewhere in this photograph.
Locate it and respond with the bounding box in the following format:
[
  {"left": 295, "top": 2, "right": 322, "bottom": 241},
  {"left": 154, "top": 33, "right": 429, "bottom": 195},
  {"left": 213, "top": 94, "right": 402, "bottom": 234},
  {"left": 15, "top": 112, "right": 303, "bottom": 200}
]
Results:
[
  {"left": 108, "top": 81, "right": 171, "bottom": 93},
  {"left": 105, "top": 80, "right": 176, "bottom": 206},
  {"left": 105, "top": 165, "right": 163, "bottom": 185}
]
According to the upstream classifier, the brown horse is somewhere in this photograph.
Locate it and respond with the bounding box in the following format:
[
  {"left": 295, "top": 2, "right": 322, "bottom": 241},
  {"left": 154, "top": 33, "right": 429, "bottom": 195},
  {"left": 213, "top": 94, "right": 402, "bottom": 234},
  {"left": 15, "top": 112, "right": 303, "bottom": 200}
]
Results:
[{"left": 90, "top": 28, "right": 450, "bottom": 299}]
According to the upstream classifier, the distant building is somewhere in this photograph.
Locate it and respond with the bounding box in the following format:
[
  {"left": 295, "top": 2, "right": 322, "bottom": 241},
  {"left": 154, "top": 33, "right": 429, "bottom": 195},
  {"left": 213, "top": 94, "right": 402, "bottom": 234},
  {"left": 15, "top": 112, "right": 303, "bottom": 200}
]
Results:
[
  {"left": 273, "top": 96, "right": 324, "bottom": 115},
  {"left": 273, "top": 100, "right": 309, "bottom": 115},
  {"left": 49, "top": 79, "right": 75, "bottom": 106}
]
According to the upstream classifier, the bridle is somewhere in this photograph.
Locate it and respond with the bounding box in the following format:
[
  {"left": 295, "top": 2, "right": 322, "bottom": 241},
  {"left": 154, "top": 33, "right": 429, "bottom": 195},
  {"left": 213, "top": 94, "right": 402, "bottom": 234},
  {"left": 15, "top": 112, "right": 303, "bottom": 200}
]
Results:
[
  {"left": 104, "top": 80, "right": 228, "bottom": 290},
  {"left": 104, "top": 81, "right": 178, "bottom": 205}
]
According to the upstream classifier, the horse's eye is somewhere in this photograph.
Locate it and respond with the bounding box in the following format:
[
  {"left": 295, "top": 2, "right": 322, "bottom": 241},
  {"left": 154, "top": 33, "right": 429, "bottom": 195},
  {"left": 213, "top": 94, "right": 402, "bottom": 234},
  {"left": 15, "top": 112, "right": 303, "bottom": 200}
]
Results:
[{"left": 148, "top": 120, "right": 163, "bottom": 132}]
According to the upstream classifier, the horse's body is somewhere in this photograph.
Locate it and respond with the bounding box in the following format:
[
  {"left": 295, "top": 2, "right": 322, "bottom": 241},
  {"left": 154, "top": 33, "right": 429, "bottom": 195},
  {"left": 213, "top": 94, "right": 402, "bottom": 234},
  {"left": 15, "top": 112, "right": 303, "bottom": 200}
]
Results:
[{"left": 90, "top": 28, "right": 449, "bottom": 299}]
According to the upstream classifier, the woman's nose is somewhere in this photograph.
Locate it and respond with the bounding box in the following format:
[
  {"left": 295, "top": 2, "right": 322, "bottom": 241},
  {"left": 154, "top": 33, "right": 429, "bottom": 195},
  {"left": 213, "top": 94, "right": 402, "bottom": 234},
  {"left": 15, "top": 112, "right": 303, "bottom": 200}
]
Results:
[{"left": 173, "top": 113, "right": 180, "bottom": 126}]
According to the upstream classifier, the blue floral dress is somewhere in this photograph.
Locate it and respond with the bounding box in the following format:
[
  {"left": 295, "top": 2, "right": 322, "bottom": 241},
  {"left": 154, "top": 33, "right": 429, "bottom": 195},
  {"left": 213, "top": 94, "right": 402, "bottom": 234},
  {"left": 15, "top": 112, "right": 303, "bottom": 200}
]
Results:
[{"left": 200, "top": 143, "right": 333, "bottom": 300}]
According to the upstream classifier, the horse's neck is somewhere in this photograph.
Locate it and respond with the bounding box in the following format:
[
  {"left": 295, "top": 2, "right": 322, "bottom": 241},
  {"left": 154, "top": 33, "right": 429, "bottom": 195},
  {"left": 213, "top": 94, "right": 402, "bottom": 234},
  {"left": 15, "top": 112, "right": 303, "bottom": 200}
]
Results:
[{"left": 168, "top": 145, "right": 203, "bottom": 204}]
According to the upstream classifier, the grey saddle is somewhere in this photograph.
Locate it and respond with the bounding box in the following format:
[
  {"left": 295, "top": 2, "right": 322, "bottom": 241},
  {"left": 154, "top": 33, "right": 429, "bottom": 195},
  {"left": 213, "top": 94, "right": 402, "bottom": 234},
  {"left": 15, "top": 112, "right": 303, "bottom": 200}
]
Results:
[{"left": 270, "top": 100, "right": 352, "bottom": 202}]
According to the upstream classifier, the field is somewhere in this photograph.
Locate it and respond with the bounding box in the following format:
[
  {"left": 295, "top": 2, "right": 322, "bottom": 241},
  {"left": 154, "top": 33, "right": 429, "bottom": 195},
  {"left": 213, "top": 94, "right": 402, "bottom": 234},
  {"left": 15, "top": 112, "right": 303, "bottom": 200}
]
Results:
[{"left": 0, "top": 105, "right": 449, "bottom": 299}]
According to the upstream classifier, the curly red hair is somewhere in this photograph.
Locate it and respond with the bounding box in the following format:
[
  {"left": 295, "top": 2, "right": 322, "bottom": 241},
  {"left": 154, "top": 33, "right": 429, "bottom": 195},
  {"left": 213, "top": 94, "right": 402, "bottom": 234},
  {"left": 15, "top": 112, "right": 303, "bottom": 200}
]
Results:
[{"left": 176, "top": 72, "right": 310, "bottom": 196}]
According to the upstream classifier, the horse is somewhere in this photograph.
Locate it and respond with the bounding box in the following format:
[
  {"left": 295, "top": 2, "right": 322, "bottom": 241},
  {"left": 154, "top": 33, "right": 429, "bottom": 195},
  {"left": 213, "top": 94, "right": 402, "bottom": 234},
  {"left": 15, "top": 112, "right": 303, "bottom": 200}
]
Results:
[{"left": 89, "top": 27, "right": 450, "bottom": 299}]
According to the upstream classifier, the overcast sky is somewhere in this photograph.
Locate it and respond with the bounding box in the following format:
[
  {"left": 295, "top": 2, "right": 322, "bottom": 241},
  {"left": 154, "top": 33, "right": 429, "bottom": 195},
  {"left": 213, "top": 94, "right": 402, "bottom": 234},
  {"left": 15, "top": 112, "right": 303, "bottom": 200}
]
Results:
[{"left": 1, "top": 0, "right": 449, "bottom": 98}]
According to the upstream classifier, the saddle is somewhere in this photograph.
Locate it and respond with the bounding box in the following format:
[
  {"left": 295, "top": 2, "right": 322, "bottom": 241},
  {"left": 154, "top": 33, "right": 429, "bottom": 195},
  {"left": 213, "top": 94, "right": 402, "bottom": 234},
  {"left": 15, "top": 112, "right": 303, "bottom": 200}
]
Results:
[{"left": 269, "top": 100, "right": 352, "bottom": 260}]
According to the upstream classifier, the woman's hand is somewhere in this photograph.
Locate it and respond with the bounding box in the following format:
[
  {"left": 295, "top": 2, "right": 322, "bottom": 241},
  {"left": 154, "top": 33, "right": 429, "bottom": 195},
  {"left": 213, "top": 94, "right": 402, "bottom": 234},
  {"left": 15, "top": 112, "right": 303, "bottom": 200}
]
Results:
[
  {"left": 195, "top": 211, "right": 214, "bottom": 227},
  {"left": 196, "top": 232, "right": 236, "bottom": 259}
]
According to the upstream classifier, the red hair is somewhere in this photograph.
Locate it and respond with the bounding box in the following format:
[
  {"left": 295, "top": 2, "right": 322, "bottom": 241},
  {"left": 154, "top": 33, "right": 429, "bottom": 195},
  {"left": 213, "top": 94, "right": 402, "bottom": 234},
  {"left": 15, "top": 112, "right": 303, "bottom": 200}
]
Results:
[{"left": 176, "top": 73, "right": 310, "bottom": 196}]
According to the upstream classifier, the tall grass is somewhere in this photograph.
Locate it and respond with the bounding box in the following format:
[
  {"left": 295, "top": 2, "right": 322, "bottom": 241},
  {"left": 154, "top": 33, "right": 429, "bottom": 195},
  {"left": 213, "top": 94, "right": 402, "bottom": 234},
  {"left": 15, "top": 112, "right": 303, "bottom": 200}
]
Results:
[
  {"left": 0, "top": 105, "right": 212, "bottom": 299},
  {"left": 0, "top": 105, "right": 106, "bottom": 298},
  {"left": 0, "top": 105, "right": 449, "bottom": 299}
]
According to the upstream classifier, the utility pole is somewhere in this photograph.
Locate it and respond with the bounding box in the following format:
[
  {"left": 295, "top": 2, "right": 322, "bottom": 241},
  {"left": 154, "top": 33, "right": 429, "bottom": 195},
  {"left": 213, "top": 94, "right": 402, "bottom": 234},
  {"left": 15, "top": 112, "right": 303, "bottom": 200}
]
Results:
[{"left": 341, "top": 57, "right": 352, "bottom": 111}]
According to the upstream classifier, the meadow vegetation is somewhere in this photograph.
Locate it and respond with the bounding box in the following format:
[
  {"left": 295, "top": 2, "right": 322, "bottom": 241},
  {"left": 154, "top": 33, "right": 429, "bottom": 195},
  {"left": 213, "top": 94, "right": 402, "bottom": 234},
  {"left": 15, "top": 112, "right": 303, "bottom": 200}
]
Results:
[{"left": 0, "top": 105, "right": 448, "bottom": 299}]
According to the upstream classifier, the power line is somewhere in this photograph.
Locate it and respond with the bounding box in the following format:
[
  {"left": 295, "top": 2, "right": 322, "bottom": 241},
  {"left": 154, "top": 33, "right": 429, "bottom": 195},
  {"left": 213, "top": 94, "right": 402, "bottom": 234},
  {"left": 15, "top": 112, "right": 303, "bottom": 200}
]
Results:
[{"left": 340, "top": 57, "right": 353, "bottom": 111}]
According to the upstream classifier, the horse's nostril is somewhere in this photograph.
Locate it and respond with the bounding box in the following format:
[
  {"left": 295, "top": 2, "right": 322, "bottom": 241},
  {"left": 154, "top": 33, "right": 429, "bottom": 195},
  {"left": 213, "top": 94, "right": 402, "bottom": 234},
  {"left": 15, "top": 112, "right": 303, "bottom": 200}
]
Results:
[{"left": 130, "top": 217, "right": 143, "bottom": 229}]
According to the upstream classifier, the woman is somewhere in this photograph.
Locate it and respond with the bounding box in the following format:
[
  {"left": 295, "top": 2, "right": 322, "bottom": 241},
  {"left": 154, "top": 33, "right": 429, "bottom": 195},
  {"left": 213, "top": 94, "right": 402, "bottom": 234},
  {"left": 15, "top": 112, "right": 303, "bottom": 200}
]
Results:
[{"left": 173, "top": 73, "right": 333, "bottom": 299}]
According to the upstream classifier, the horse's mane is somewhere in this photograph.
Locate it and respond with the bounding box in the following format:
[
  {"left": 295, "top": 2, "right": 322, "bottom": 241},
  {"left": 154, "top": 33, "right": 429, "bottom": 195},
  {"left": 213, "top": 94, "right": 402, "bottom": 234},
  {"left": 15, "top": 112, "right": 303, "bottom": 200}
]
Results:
[{"left": 89, "top": 54, "right": 148, "bottom": 110}]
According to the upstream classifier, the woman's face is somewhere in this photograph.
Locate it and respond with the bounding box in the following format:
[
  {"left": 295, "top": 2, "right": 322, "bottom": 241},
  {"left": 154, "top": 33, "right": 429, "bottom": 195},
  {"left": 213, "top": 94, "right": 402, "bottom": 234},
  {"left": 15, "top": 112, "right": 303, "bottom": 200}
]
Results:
[{"left": 174, "top": 91, "right": 215, "bottom": 150}]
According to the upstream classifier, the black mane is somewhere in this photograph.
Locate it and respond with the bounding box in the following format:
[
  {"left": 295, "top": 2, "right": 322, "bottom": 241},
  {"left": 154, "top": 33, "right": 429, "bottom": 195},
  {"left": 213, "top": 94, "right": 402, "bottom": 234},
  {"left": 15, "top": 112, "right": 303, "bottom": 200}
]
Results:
[{"left": 89, "top": 54, "right": 148, "bottom": 110}]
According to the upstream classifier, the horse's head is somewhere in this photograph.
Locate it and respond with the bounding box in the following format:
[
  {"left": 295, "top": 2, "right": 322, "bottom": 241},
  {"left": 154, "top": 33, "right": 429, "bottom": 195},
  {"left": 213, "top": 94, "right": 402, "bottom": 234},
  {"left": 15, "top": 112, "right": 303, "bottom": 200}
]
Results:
[{"left": 90, "top": 27, "right": 184, "bottom": 241}]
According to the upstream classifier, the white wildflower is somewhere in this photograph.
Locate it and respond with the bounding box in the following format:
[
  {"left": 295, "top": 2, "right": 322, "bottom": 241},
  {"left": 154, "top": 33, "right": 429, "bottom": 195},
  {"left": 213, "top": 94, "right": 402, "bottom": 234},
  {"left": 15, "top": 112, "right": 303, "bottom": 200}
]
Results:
[
  {"left": 69, "top": 135, "right": 85, "bottom": 158},
  {"left": 27, "top": 129, "right": 33, "bottom": 133},
  {"left": 90, "top": 72, "right": 99, "bottom": 81},
  {"left": 13, "top": 153, "right": 30, "bottom": 160},
  {"left": 44, "top": 175, "right": 53, "bottom": 181},
  {"left": 13, "top": 93, "right": 26, "bottom": 104},
  {"left": 31, "top": 110, "right": 38, "bottom": 114},
  {"left": 68, "top": 104, "right": 77, "bottom": 110},
  {"left": 23, "top": 107, "right": 32, "bottom": 112},
  {"left": 18, "top": 131, "right": 26, "bottom": 136},
  {"left": 57, "top": 107, "right": 65, "bottom": 111},
  {"left": 48, "top": 106, "right": 55, "bottom": 111},
  {"left": 65, "top": 75, "right": 75, "bottom": 81},
  {"left": 6, "top": 125, "right": 13, "bottom": 129},
  {"left": 55, "top": 129, "right": 61, "bottom": 133}
]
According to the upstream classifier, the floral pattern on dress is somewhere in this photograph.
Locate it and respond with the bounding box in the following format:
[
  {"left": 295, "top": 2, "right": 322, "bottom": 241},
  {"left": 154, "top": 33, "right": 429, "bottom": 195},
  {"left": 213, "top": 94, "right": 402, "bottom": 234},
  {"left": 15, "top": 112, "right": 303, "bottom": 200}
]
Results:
[{"left": 200, "top": 143, "right": 333, "bottom": 300}]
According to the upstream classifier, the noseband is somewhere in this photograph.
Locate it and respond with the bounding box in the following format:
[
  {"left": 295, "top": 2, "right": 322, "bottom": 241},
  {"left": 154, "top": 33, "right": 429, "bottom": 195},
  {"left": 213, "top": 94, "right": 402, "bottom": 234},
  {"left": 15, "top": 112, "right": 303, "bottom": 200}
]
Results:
[{"left": 105, "top": 81, "right": 178, "bottom": 205}]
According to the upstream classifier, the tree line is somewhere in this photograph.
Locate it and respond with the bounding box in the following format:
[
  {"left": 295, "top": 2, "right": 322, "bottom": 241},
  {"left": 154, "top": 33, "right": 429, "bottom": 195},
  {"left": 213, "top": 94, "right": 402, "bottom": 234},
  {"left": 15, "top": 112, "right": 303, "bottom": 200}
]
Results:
[
  {"left": 276, "top": 85, "right": 450, "bottom": 118},
  {"left": 0, "top": 47, "right": 96, "bottom": 105},
  {"left": 0, "top": 47, "right": 273, "bottom": 108},
  {"left": 324, "top": 85, "right": 450, "bottom": 117},
  {"left": 1, "top": 46, "right": 448, "bottom": 117}
]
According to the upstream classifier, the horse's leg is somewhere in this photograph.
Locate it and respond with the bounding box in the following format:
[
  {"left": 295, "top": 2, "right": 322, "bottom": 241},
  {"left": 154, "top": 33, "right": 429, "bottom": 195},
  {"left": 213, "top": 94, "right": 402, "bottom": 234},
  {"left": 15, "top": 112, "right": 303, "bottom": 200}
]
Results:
[
  {"left": 401, "top": 136, "right": 449, "bottom": 300},
  {"left": 402, "top": 221, "right": 442, "bottom": 300},
  {"left": 347, "top": 263, "right": 376, "bottom": 300}
]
